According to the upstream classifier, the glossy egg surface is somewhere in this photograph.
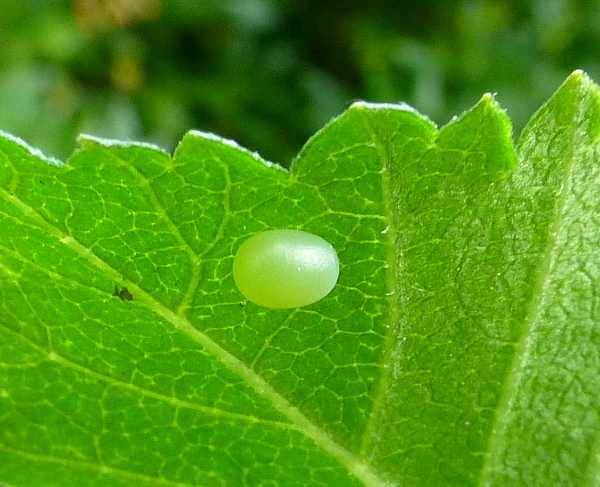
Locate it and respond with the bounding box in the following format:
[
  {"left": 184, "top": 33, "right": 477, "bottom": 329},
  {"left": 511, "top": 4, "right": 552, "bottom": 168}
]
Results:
[{"left": 233, "top": 229, "right": 339, "bottom": 308}]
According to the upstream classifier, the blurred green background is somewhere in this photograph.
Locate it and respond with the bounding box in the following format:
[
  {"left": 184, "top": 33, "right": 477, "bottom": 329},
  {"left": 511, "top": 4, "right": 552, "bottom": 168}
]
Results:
[{"left": 0, "top": 0, "right": 598, "bottom": 166}]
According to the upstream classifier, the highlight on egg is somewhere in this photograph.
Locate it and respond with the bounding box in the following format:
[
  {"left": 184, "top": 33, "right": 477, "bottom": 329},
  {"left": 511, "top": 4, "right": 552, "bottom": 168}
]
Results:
[{"left": 232, "top": 229, "right": 340, "bottom": 309}]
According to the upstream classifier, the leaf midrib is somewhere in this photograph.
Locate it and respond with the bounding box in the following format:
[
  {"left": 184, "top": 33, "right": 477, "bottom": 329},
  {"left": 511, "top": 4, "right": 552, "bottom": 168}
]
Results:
[{"left": 357, "top": 114, "right": 399, "bottom": 462}]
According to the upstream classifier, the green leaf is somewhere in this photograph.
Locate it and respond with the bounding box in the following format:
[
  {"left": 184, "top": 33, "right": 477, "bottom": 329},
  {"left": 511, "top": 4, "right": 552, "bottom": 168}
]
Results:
[{"left": 1, "top": 70, "right": 599, "bottom": 487}]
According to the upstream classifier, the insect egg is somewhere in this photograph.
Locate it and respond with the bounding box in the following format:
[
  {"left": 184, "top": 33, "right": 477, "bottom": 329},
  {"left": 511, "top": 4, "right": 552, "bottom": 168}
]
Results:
[{"left": 233, "top": 229, "right": 340, "bottom": 309}]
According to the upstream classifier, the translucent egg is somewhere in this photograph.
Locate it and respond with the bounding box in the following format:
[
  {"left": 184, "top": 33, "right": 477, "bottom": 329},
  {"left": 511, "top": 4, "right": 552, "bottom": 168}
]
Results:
[{"left": 233, "top": 229, "right": 340, "bottom": 308}]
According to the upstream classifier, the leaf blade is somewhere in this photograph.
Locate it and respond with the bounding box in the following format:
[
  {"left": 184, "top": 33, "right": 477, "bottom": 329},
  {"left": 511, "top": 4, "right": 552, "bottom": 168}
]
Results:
[
  {"left": 2, "top": 71, "right": 600, "bottom": 487},
  {"left": 481, "top": 71, "right": 600, "bottom": 487}
]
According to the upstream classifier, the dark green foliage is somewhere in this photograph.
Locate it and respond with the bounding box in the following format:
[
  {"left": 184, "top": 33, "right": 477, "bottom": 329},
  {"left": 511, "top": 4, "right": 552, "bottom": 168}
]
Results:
[{"left": 0, "top": 1, "right": 598, "bottom": 163}]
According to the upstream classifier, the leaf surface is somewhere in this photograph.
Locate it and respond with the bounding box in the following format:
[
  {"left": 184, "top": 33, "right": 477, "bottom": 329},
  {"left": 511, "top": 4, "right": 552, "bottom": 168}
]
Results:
[{"left": 0, "top": 71, "right": 599, "bottom": 486}]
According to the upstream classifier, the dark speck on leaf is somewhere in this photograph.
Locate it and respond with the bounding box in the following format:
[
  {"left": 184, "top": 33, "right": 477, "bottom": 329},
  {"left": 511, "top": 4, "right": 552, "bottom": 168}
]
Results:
[{"left": 113, "top": 286, "right": 133, "bottom": 301}]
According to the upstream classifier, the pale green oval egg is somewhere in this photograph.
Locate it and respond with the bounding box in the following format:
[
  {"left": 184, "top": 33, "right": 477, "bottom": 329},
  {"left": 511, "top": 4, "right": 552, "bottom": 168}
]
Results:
[{"left": 233, "top": 229, "right": 340, "bottom": 308}]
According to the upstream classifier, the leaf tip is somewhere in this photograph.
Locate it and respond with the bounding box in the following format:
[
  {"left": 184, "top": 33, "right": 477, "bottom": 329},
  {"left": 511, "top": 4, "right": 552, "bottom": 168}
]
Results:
[
  {"left": 556, "top": 69, "right": 598, "bottom": 95},
  {"left": 567, "top": 68, "right": 588, "bottom": 82},
  {"left": 480, "top": 92, "right": 496, "bottom": 102},
  {"left": 437, "top": 92, "right": 516, "bottom": 176},
  {"left": 518, "top": 69, "right": 600, "bottom": 147},
  {"left": 477, "top": 92, "right": 507, "bottom": 113}
]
